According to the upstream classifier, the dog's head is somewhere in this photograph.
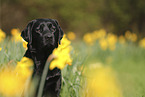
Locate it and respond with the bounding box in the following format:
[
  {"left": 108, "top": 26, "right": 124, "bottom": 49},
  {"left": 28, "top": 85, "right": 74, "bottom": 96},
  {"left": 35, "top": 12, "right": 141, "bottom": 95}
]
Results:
[{"left": 21, "top": 19, "right": 64, "bottom": 51}]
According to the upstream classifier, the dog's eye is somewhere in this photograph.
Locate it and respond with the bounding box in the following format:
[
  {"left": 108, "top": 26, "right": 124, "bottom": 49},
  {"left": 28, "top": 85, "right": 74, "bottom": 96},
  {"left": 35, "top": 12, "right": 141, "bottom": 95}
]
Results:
[
  {"left": 36, "top": 28, "right": 43, "bottom": 32},
  {"left": 51, "top": 27, "right": 56, "bottom": 32},
  {"left": 48, "top": 24, "right": 52, "bottom": 28},
  {"left": 48, "top": 24, "right": 56, "bottom": 32},
  {"left": 36, "top": 28, "right": 40, "bottom": 32},
  {"left": 36, "top": 25, "right": 44, "bottom": 32},
  {"left": 40, "top": 25, "right": 44, "bottom": 32}
]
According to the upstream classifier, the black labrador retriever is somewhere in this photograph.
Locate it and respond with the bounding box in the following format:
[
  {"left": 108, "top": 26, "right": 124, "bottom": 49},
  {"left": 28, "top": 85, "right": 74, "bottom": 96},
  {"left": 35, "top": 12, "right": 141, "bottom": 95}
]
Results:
[{"left": 21, "top": 19, "right": 63, "bottom": 97}]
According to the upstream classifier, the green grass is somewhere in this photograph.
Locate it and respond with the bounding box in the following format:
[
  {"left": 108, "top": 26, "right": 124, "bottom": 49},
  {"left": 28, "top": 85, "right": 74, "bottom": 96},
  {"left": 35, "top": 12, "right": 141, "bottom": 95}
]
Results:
[
  {"left": 73, "top": 41, "right": 145, "bottom": 97},
  {"left": 0, "top": 38, "right": 83, "bottom": 97},
  {"left": 0, "top": 38, "right": 145, "bottom": 97},
  {"left": 0, "top": 38, "right": 25, "bottom": 66}
]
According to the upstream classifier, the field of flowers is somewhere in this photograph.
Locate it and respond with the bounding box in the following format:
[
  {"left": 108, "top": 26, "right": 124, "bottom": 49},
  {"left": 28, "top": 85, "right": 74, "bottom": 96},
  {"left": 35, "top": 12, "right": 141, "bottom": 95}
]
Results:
[{"left": 0, "top": 28, "right": 145, "bottom": 97}]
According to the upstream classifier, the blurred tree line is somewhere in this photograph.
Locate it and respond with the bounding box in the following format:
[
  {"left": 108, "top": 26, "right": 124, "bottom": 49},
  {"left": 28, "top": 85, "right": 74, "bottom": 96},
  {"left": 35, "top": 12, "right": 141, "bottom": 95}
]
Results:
[{"left": 0, "top": 0, "right": 145, "bottom": 37}]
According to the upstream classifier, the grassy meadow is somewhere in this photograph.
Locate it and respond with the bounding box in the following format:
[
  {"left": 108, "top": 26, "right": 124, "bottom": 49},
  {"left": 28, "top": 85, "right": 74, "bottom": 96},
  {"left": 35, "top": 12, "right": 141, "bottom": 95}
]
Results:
[{"left": 0, "top": 29, "right": 145, "bottom": 97}]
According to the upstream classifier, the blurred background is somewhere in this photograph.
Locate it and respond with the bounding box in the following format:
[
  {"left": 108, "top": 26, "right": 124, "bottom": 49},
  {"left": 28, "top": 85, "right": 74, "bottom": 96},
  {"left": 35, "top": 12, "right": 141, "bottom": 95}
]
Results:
[
  {"left": 0, "top": 0, "right": 145, "bottom": 37},
  {"left": 0, "top": 0, "right": 145, "bottom": 97}
]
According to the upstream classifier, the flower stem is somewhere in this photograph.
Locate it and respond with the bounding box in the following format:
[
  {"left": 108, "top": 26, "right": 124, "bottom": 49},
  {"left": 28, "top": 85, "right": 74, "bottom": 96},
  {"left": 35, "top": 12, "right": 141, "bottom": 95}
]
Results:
[{"left": 37, "top": 60, "right": 50, "bottom": 97}]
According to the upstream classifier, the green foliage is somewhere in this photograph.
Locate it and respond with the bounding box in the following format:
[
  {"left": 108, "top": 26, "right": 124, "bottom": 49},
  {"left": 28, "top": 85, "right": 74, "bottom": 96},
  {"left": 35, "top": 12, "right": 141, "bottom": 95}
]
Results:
[
  {"left": 0, "top": 37, "right": 145, "bottom": 97},
  {"left": 80, "top": 42, "right": 145, "bottom": 97},
  {"left": 0, "top": 38, "right": 25, "bottom": 66},
  {"left": 1, "top": 0, "right": 145, "bottom": 36}
]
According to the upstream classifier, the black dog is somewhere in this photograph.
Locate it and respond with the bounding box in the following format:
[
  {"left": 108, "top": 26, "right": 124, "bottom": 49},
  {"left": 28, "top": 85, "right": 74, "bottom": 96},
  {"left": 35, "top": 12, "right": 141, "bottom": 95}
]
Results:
[{"left": 21, "top": 19, "right": 63, "bottom": 97}]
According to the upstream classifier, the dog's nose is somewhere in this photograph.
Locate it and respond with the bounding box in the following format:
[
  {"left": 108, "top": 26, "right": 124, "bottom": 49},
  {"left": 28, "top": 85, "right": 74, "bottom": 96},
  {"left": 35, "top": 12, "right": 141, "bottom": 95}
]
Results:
[
  {"left": 43, "top": 31, "right": 53, "bottom": 38},
  {"left": 45, "top": 33, "right": 52, "bottom": 38}
]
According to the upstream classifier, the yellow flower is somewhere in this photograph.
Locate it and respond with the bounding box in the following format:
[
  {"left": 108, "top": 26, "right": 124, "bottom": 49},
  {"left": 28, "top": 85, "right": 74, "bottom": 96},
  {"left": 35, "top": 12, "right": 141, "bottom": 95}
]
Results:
[
  {"left": 107, "top": 33, "right": 117, "bottom": 51},
  {"left": 11, "top": 28, "right": 20, "bottom": 36},
  {"left": 83, "top": 33, "right": 95, "bottom": 46},
  {"left": 22, "top": 39, "right": 28, "bottom": 49},
  {"left": 11, "top": 28, "right": 23, "bottom": 42},
  {"left": 0, "top": 67, "right": 24, "bottom": 97},
  {"left": 125, "top": 31, "right": 137, "bottom": 42},
  {"left": 81, "top": 63, "right": 123, "bottom": 97},
  {"left": 0, "top": 47, "right": 2, "bottom": 51},
  {"left": 67, "top": 32, "right": 76, "bottom": 40},
  {"left": 59, "top": 34, "right": 71, "bottom": 49},
  {"left": 0, "top": 57, "right": 34, "bottom": 96},
  {"left": 49, "top": 35, "right": 72, "bottom": 70},
  {"left": 125, "top": 30, "right": 132, "bottom": 40},
  {"left": 139, "top": 38, "right": 145, "bottom": 49},
  {"left": 0, "top": 29, "right": 6, "bottom": 42},
  {"left": 11, "top": 28, "right": 28, "bottom": 49},
  {"left": 15, "top": 57, "right": 34, "bottom": 79},
  {"left": 99, "top": 38, "right": 108, "bottom": 50},
  {"left": 92, "top": 29, "right": 106, "bottom": 40},
  {"left": 83, "top": 29, "right": 107, "bottom": 46},
  {"left": 119, "top": 35, "right": 126, "bottom": 44},
  {"left": 131, "top": 33, "right": 137, "bottom": 42}
]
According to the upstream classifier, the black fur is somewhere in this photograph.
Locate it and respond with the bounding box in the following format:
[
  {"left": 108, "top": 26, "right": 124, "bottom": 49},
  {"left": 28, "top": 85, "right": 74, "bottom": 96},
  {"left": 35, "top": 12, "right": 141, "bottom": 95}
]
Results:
[{"left": 21, "top": 19, "right": 63, "bottom": 97}]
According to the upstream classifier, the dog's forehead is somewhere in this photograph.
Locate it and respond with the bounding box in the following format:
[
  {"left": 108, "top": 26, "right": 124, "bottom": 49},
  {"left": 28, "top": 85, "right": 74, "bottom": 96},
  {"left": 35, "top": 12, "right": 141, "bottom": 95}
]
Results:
[
  {"left": 35, "top": 19, "right": 55, "bottom": 25},
  {"left": 34, "top": 19, "right": 56, "bottom": 28}
]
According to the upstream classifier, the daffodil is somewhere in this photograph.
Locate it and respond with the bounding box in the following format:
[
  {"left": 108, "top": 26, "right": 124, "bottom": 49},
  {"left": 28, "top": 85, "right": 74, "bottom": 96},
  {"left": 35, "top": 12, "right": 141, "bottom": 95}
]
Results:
[
  {"left": 83, "top": 33, "right": 95, "bottom": 46},
  {"left": 0, "top": 57, "right": 34, "bottom": 96},
  {"left": 107, "top": 33, "right": 117, "bottom": 51},
  {"left": 83, "top": 29, "right": 107, "bottom": 46},
  {"left": 11, "top": 28, "right": 28, "bottom": 49},
  {"left": 81, "top": 63, "right": 123, "bottom": 97},
  {"left": 99, "top": 38, "right": 108, "bottom": 50},
  {"left": 0, "top": 47, "right": 2, "bottom": 51},
  {"left": 93, "top": 29, "right": 106, "bottom": 39},
  {"left": 67, "top": 32, "right": 76, "bottom": 40},
  {"left": 22, "top": 39, "right": 28, "bottom": 49},
  {"left": 11, "top": 28, "right": 23, "bottom": 42},
  {"left": 0, "top": 29, "right": 6, "bottom": 42},
  {"left": 119, "top": 35, "right": 126, "bottom": 44},
  {"left": 131, "top": 33, "right": 137, "bottom": 42},
  {"left": 0, "top": 67, "right": 24, "bottom": 96},
  {"left": 125, "top": 30, "right": 132, "bottom": 40},
  {"left": 15, "top": 57, "right": 34, "bottom": 79},
  {"left": 49, "top": 34, "right": 72, "bottom": 70},
  {"left": 139, "top": 38, "right": 145, "bottom": 49},
  {"left": 125, "top": 31, "right": 137, "bottom": 42}
]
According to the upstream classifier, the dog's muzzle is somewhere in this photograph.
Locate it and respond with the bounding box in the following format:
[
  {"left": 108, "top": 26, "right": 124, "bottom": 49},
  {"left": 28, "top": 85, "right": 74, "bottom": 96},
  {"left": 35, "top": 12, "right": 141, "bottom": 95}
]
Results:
[{"left": 43, "top": 31, "right": 55, "bottom": 46}]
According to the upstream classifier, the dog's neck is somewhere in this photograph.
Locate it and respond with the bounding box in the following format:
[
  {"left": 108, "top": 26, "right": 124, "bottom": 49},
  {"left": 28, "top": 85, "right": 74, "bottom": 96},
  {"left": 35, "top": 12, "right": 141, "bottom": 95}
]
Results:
[{"left": 24, "top": 46, "right": 54, "bottom": 73}]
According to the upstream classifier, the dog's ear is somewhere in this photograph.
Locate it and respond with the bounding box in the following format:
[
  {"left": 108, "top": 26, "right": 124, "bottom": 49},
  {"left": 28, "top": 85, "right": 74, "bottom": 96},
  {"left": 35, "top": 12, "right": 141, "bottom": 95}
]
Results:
[
  {"left": 21, "top": 20, "right": 36, "bottom": 44},
  {"left": 53, "top": 19, "right": 64, "bottom": 44}
]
